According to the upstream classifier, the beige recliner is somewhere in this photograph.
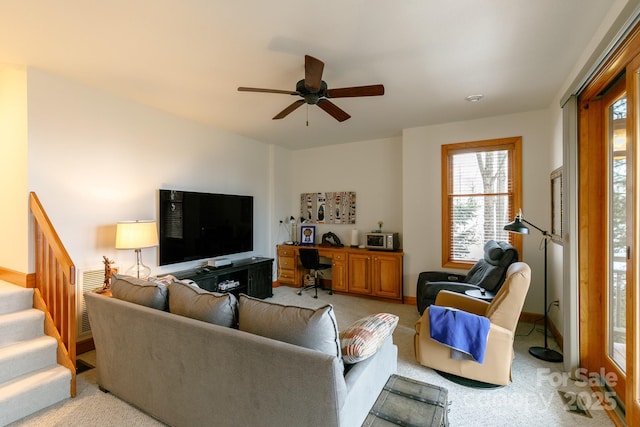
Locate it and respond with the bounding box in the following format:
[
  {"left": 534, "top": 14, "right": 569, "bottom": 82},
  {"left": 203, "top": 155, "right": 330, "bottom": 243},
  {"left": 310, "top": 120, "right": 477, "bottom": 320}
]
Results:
[{"left": 414, "top": 262, "right": 531, "bottom": 386}]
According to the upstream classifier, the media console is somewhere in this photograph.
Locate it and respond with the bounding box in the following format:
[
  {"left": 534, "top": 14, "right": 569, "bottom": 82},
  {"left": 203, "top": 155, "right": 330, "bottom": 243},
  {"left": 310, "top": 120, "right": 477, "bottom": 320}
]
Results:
[
  {"left": 171, "top": 257, "right": 274, "bottom": 299},
  {"left": 277, "top": 245, "right": 403, "bottom": 302}
]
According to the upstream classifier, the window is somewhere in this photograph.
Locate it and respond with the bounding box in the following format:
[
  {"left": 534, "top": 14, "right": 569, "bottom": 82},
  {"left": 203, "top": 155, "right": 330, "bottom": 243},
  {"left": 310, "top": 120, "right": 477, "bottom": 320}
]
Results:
[{"left": 441, "top": 137, "right": 522, "bottom": 268}]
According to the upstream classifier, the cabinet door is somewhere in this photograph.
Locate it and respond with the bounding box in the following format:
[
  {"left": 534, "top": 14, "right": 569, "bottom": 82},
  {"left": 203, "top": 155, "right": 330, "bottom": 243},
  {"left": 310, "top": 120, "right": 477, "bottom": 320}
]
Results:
[
  {"left": 348, "top": 253, "right": 371, "bottom": 295},
  {"left": 248, "top": 262, "right": 273, "bottom": 299},
  {"left": 371, "top": 253, "right": 403, "bottom": 300},
  {"left": 331, "top": 253, "right": 347, "bottom": 292}
]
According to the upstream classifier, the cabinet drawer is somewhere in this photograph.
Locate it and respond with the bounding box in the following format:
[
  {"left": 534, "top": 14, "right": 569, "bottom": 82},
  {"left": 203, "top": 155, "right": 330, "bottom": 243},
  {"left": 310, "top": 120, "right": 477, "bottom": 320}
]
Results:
[
  {"left": 278, "top": 247, "right": 295, "bottom": 257},
  {"left": 278, "top": 269, "right": 296, "bottom": 284},
  {"left": 278, "top": 256, "right": 295, "bottom": 269},
  {"left": 333, "top": 253, "right": 345, "bottom": 261}
]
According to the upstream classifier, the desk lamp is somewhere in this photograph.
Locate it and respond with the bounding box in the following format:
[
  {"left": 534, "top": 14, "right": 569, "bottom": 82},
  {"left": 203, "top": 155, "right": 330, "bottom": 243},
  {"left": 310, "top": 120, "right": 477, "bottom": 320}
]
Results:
[
  {"left": 504, "top": 209, "right": 563, "bottom": 362},
  {"left": 115, "top": 220, "right": 159, "bottom": 279}
]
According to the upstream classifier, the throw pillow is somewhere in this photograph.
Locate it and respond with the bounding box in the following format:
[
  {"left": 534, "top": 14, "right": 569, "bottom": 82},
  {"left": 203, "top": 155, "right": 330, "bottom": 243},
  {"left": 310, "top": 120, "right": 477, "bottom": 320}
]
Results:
[
  {"left": 340, "top": 313, "right": 399, "bottom": 364},
  {"left": 238, "top": 294, "right": 341, "bottom": 360},
  {"left": 111, "top": 274, "right": 168, "bottom": 310},
  {"left": 168, "top": 281, "right": 237, "bottom": 327}
]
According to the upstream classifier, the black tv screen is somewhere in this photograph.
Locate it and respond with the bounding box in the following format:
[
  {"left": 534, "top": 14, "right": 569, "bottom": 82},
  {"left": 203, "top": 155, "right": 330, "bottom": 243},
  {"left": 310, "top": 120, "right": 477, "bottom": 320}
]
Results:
[{"left": 159, "top": 189, "right": 253, "bottom": 266}]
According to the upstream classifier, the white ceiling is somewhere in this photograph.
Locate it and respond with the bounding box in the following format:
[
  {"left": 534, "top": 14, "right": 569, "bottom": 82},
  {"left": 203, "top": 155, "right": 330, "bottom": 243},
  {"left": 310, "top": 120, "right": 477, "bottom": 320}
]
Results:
[{"left": 0, "top": 1, "right": 618, "bottom": 150}]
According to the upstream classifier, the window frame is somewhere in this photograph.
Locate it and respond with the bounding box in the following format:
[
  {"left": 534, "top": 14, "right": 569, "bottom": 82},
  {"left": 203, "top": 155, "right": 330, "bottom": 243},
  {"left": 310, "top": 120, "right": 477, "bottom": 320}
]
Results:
[{"left": 441, "top": 136, "right": 523, "bottom": 269}]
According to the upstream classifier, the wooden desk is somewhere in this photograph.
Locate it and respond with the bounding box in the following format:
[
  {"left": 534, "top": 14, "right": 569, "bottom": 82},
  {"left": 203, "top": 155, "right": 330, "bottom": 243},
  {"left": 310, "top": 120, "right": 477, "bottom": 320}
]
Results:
[{"left": 276, "top": 245, "right": 403, "bottom": 302}]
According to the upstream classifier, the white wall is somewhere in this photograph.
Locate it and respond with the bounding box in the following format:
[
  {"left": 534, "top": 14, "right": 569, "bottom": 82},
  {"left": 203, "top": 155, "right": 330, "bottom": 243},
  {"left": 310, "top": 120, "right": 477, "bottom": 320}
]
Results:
[
  {"left": 0, "top": 65, "right": 28, "bottom": 272},
  {"left": 25, "top": 68, "right": 274, "bottom": 275},
  {"left": 402, "top": 110, "right": 553, "bottom": 313},
  {"left": 290, "top": 137, "right": 403, "bottom": 248}
]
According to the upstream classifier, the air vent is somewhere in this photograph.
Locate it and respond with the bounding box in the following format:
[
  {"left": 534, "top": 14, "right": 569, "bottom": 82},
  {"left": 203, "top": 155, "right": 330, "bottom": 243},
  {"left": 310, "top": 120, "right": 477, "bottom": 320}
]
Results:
[{"left": 76, "top": 267, "right": 107, "bottom": 340}]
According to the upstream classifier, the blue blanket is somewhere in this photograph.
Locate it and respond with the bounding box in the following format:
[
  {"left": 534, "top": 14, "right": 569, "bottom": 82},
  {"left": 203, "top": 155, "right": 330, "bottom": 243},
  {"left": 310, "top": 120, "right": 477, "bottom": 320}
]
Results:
[{"left": 429, "top": 306, "right": 490, "bottom": 364}]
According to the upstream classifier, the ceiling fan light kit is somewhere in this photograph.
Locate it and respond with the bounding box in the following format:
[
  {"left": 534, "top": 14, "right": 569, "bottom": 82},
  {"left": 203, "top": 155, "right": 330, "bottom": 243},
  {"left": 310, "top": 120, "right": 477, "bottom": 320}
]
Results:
[{"left": 238, "top": 55, "right": 385, "bottom": 122}]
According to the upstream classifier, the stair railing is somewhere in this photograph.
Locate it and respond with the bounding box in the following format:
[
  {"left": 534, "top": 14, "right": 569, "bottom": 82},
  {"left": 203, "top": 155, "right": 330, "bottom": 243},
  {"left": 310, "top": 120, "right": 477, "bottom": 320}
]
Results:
[{"left": 29, "top": 192, "right": 77, "bottom": 396}]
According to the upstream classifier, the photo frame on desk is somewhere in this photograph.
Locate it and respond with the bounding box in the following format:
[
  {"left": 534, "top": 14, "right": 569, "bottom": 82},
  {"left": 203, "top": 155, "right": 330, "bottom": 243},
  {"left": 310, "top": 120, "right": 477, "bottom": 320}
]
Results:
[{"left": 300, "top": 225, "right": 316, "bottom": 245}]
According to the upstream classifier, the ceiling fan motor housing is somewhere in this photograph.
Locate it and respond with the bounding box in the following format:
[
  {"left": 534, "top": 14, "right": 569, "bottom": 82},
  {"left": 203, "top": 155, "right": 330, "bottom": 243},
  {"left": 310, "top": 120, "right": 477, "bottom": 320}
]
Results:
[{"left": 296, "top": 79, "right": 327, "bottom": 104}]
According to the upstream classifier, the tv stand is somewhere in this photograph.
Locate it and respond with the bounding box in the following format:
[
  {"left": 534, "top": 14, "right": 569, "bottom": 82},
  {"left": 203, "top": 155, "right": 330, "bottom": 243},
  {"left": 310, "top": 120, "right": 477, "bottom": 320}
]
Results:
[{"left": 171, "top": 257, "right": 273, "bottom": 299}]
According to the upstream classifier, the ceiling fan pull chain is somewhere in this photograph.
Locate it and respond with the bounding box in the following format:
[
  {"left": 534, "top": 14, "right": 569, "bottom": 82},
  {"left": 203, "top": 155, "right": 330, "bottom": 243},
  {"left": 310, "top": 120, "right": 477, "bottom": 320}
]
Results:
[{"left": 306, "top": 104, "right": 309, "bottom": 127}]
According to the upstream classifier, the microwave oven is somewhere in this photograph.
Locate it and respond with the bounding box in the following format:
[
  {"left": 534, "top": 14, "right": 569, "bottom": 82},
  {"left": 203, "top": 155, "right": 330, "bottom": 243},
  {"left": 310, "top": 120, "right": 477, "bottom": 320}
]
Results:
[{"left": 365, "top": 232, "right": 399, "bottom": 251}]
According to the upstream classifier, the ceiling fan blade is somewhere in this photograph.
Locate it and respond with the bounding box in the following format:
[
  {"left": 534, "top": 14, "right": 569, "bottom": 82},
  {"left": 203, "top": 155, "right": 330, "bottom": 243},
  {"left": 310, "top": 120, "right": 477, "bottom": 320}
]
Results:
[
  {"left": 273, "top": 100, "right": 305, "bottom": 120},
  {"left": 317, "top": 99, "right": 351, "bottom": 122},
  {"left": 326, "top": 84, "right": 385, "bottom": 98},
  {"left": 238, "top": 87, "right": 299, "bottom": 95},
  {"left": 304, "top": 55, "right": 324, "bottom": 92}
]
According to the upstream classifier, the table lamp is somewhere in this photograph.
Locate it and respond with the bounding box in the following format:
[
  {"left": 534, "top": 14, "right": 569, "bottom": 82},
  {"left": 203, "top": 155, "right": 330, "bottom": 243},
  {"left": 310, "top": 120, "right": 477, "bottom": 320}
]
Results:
[
  {"left": 504, "top": 209, "right": 563, "bottom": 363},
  {"left": 115, "top": 220, "right": 159, "bottom": 279}
]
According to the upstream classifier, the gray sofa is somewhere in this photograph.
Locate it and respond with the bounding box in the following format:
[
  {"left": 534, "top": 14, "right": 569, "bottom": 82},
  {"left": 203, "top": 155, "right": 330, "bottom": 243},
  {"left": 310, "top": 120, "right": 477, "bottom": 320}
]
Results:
[{"left": 85, "top": 278, "right": 397, "bottom": 427}]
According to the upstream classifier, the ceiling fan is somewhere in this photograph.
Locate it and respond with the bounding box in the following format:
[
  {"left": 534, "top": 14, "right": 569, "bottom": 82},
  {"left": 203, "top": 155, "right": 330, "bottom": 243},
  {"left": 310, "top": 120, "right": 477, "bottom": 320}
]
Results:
[{"left": 238, "top": 55, "right": 384, "bottom": 122}]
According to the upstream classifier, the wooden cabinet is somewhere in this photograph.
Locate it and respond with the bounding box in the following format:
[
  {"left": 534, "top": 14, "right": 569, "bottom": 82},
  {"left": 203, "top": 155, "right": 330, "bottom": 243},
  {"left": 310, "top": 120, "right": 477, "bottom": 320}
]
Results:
[
  {"left": 331, "top": 252, "right": 348, "bottom": 292},
  {"left": 248, "top": 261, "right": 274, "bottom": 299},
  {"left": 276, "top": 245, "right": 403, "bottom": 302},
  {"left": 347, "top": 252, "right": 403, "bottom": 300},
  {"left": 277, "top": 246, "right": 297, "bottom": 285},
  {"left": 172, "top": 257, "right": 273, "bottom": 299},
  {"left": 370, "top": 253, "right": 403, "bottom": 300},
  {"left": 347, "top": 252, "right": 373, "bottom": 295}
]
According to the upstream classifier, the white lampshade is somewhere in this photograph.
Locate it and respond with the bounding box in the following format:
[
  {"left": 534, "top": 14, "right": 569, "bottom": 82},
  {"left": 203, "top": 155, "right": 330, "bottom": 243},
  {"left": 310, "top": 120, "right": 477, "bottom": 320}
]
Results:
[
  {"left": 115, "top": 221, "right": 158, "bottom": 249},
  {"left": 115, "top": 220, "right": 158, "bottom": 279}
]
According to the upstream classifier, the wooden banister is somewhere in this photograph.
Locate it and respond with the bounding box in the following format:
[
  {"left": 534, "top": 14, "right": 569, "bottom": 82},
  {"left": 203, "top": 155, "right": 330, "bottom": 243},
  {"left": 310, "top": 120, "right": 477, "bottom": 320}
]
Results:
[{"left": 28, "top": 192, "right": 77, "bottom": 397}]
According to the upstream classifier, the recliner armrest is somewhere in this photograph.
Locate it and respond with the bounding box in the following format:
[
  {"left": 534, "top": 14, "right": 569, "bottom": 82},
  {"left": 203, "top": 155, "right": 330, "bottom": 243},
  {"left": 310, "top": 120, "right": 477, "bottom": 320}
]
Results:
[
  {"left": 418, "top": 271, "right": 467, "bottom": 283},
  {"left": 434, "top": 290, "right": 490, "bottom": 316}
]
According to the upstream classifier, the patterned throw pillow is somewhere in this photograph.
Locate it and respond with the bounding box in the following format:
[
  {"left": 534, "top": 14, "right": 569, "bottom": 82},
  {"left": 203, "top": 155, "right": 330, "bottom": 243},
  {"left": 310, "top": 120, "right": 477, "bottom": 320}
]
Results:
[{"left": 340, "top": 313, "right": 399, "bottom": 364}]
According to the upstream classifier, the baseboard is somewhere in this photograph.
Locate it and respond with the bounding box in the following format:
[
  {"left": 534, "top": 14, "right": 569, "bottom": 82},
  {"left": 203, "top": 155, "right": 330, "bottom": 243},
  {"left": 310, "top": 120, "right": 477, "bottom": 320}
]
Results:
[{"left": 77, "top": 337, "right": 96, "bottom": 355}]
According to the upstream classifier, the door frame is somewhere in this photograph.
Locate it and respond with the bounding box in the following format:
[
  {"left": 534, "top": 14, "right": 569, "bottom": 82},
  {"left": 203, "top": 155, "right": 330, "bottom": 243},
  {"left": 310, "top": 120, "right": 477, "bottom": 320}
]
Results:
[{"left": 578, "top": 22, "right": 640, "bottom": 425}]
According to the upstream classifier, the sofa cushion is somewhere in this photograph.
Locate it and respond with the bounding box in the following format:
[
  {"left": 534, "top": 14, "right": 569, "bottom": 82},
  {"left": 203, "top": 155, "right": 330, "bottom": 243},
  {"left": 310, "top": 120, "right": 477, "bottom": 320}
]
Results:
[
  {"left": 168, "top": 281, "right": 237, "bottom": 327},
  {"left": 238, "top": 294, "right": 341, "bottom": 360},
  {"left": 111, "top": 274, "right": 168, "bottom": 310},
  {"left": 340, "top": 313, "right": 399, "bottom": 364}
]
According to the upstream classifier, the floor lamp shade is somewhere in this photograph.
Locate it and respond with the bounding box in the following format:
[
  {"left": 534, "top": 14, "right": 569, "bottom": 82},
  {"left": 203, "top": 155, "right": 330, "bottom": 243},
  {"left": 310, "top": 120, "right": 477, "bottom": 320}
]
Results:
[
  {"left": 116, "top": 220, "right": 159, "bottom": 279},
  {"left": 503, "top": 210, "right": 563, "bottom": 363}
]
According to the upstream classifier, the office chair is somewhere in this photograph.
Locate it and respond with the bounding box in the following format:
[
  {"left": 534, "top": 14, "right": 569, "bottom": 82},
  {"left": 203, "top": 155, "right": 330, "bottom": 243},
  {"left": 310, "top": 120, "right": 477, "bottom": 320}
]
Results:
[{"left": 297, "top": 248, "right": 332, "bottom": 298}]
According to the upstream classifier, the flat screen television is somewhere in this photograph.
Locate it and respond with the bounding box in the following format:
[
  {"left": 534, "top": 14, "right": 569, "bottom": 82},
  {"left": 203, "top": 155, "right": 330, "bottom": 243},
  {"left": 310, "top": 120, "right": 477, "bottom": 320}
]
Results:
[{"left": 158, "top": 189, "right": 253, "bottom": 266}]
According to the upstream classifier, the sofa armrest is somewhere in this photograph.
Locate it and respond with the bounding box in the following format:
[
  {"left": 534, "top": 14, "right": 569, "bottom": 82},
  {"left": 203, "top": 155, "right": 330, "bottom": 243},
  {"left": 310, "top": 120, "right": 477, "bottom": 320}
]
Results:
[
  {"left": 341, "top": 337, "right": 398, "bottom": 427},
  {"left": 434, "top": 290, "right": 490, "bottom": 316}
]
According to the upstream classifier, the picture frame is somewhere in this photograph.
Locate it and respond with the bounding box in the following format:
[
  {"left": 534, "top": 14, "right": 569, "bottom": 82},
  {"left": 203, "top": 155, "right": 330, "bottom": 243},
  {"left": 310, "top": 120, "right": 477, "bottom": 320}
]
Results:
[
  {"left": 550, "top": 166, "right": 563, "bottom": 245},
  {"left": 300, "top": 225, "right": 316, "bottom": 245}
]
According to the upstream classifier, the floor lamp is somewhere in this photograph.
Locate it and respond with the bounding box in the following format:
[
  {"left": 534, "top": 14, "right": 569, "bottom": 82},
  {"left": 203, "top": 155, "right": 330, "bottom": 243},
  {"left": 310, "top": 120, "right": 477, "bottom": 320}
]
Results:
[{"left": 504, "top": 209, "right": 563, "bottom": 363}]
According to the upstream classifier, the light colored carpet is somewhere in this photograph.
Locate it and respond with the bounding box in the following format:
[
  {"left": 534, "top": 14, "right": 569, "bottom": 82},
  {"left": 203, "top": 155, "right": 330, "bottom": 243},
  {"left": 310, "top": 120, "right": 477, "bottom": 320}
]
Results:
[{"left": 9, "top": 286, "right": 614, "bottom": 426}]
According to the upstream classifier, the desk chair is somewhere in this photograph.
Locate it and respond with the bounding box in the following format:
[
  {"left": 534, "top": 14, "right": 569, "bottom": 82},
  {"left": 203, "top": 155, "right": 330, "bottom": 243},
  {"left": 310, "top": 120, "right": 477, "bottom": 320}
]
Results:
[{"left": 297, "top": 248, "right": 332, "bottom": 299}]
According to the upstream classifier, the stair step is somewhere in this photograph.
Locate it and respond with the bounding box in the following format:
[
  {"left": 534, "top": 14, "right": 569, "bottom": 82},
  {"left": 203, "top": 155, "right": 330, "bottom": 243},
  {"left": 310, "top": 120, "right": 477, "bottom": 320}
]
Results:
[
  {"left": 0, "top": 365, "right": 71, "bottom": 426},
  {"left": 0, "top": 283, "right": 33, "bottom": 315},
  {"left": 0, "top": 335, "right": 58, "bottom": 384},
  {"left": 0, "top": 309, "right": 44, "bottom": 348}
]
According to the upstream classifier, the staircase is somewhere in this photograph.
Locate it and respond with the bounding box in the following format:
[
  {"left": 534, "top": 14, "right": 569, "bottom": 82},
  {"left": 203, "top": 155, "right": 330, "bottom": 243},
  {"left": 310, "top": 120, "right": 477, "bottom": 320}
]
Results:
[{"left": 0, "top": 281, "right": 71, "bottom": 426}]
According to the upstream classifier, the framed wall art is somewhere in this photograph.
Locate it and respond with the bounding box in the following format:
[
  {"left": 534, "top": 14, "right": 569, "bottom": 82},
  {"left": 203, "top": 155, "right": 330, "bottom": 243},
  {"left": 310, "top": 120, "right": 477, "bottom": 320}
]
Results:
[
  {"left": 550, "top": 166, "right": 563, "bottom": 245},
  {"left": 300, "top": 225, "right": 316, "bottom": 245},
  {"left": 300, "top": 192, "right": 356, "bottom": 224}
]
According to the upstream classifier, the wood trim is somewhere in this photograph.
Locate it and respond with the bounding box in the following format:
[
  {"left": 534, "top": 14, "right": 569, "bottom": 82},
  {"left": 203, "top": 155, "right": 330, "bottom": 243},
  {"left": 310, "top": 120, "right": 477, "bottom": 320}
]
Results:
[
  {"left": 0, "top": 267, "right": 28, "bottom": 287},
  {"left": 33, "top": 288, "right": 76, "bottom": 397},
  {"left": 579, "top": 21, "right": 640, "bottom": 422},
  {"left": 441, "top": 136, "right": 523, "bottom": 269},
  {"left": 29, "top": 193, "right": 75, "bottom": 286},
  {"left": 625, "top": 52, "right": 640, "bottom": 424}
]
